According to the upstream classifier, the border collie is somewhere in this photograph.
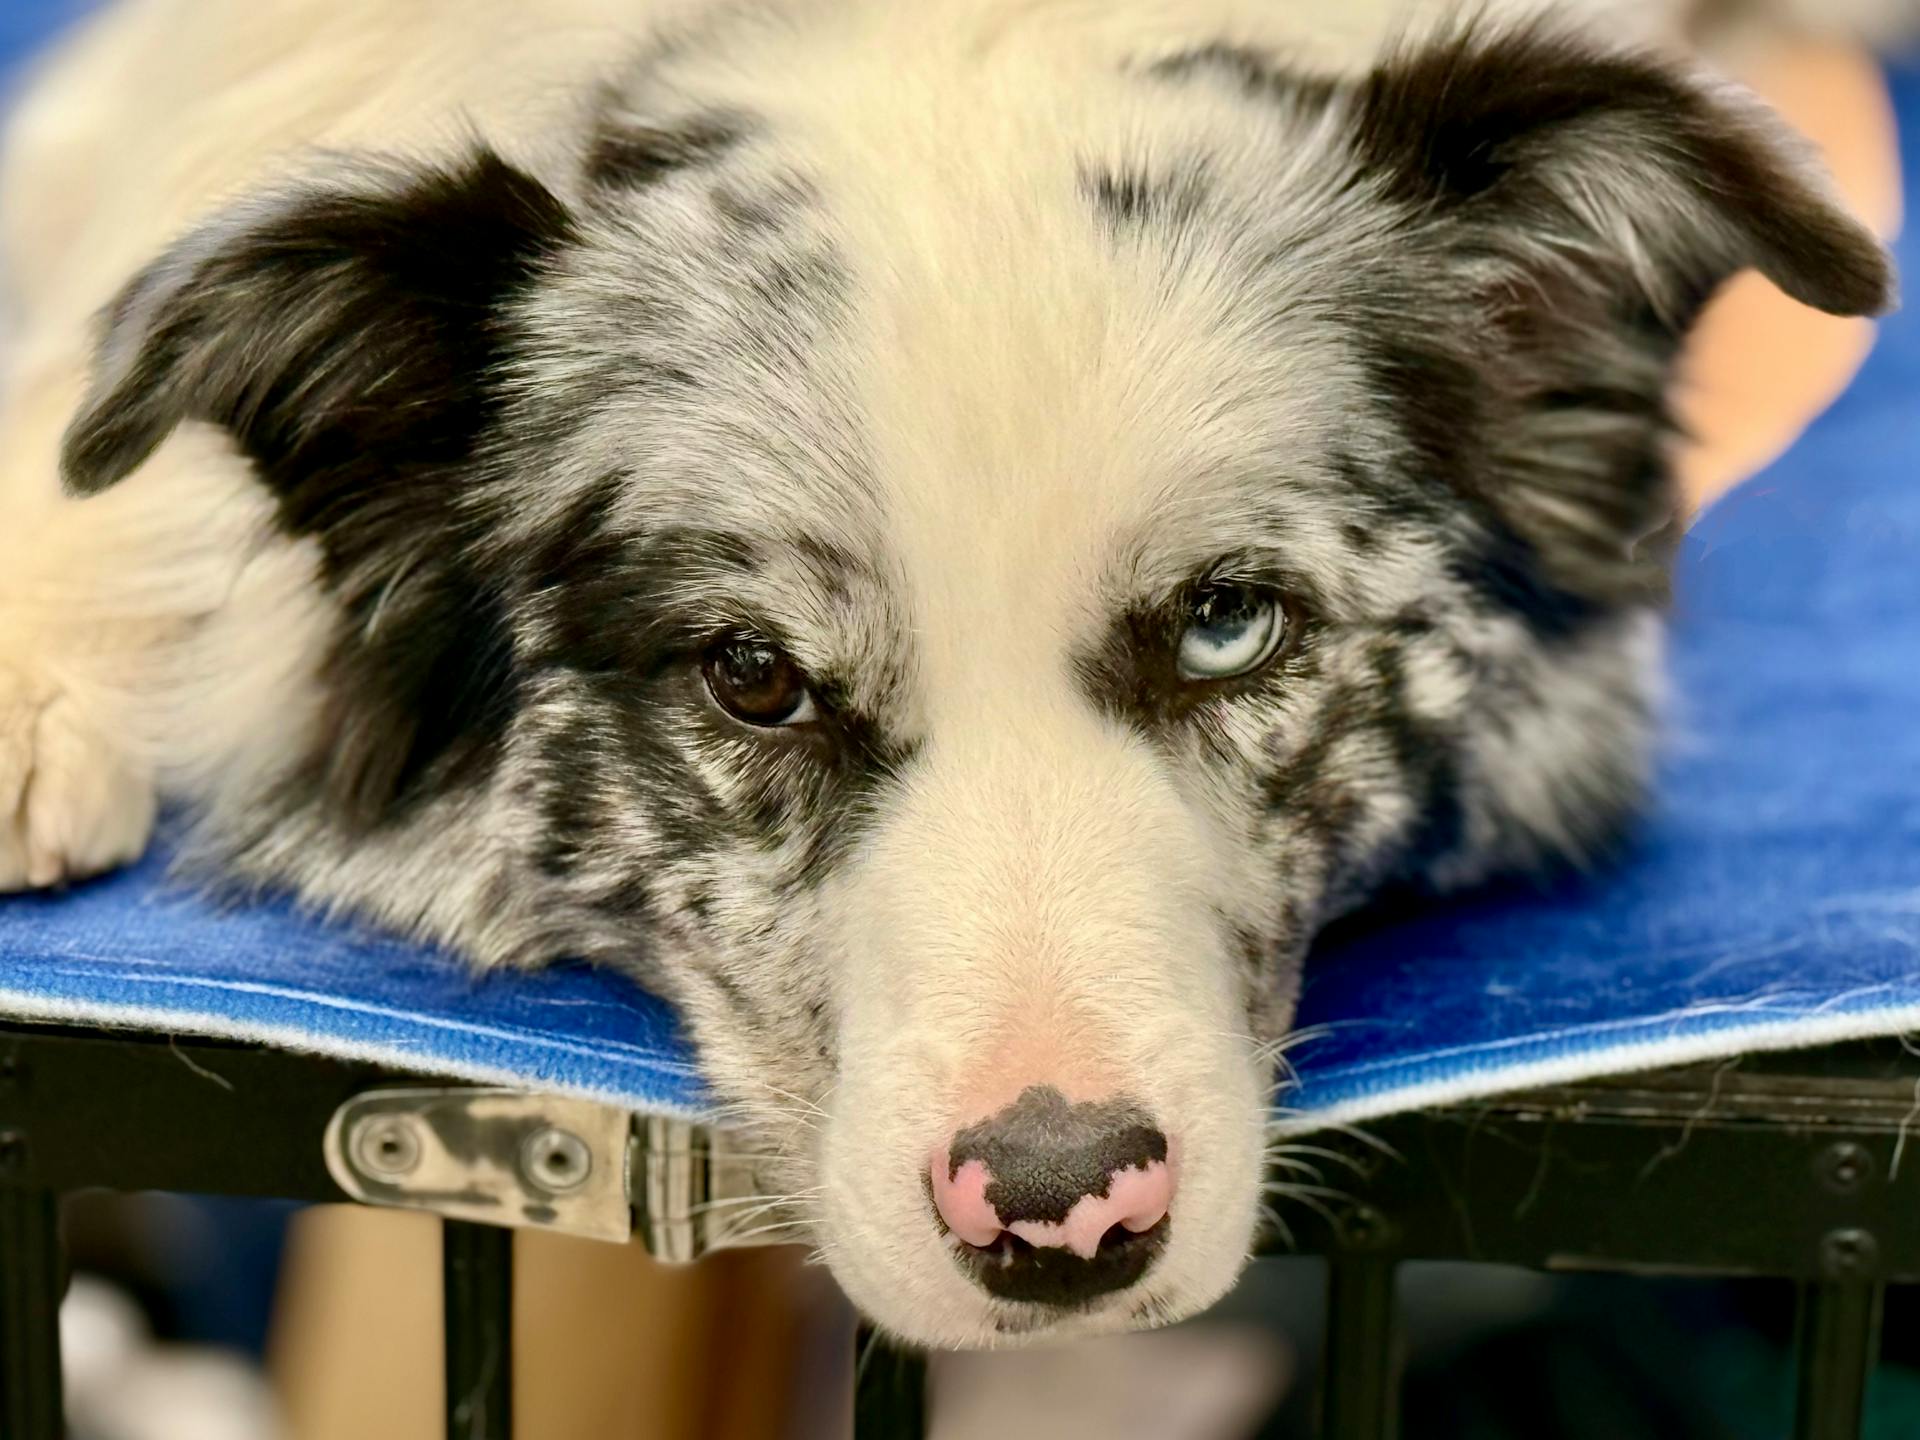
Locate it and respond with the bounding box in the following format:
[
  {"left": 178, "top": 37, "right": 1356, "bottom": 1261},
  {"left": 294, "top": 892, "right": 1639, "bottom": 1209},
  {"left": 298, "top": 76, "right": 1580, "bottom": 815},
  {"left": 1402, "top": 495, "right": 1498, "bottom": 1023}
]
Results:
[{"left": 0, "top": 0, "right": 1891, "bottom": 1345}]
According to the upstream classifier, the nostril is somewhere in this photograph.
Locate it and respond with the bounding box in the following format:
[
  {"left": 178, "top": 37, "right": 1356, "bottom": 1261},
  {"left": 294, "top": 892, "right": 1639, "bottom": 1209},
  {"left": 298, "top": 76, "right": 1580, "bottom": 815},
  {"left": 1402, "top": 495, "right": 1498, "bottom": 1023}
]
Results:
[
  {"left": 957, "top": 1215, "right": 1172, "bottom": 1307},
  {"left": 929, "top": 1086, "right": 1176, "bottom": 1303},
  {"left": 1003, "top": 1158, "right": 1174, "bottom": 1259}
]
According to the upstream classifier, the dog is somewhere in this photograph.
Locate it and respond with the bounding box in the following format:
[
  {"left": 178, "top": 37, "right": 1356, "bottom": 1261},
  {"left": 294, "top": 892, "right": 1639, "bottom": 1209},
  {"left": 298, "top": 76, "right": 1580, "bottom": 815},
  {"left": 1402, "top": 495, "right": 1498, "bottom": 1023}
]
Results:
[{"left": 0, "top": 0, "right": 1893, "bottom": 1347}]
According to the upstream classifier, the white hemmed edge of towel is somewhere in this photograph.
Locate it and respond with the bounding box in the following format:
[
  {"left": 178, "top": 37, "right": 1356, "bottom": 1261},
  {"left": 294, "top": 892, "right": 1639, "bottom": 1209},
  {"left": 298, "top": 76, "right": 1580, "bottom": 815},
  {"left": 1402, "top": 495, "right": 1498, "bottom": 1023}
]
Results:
[
  {"left": 1271, "top": 1002, "right": 1920, "bottom": 1136},
  {"left": 0, "top": 988, "right": 714, "bottom": 1122},
  {"left": 9, "top": 988, "right": 1919, "bottom": 1138}
]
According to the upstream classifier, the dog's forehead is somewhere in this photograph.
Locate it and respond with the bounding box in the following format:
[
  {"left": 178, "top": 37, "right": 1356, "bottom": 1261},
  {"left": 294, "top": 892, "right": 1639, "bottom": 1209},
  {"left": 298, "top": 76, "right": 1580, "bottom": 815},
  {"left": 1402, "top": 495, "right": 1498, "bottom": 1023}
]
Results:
[
  {"left": 848, "top": 215, "right": 1359, "bottom": 679},
  {"left": 524, "top": 11, "right": 1445, "bottom": 701}
]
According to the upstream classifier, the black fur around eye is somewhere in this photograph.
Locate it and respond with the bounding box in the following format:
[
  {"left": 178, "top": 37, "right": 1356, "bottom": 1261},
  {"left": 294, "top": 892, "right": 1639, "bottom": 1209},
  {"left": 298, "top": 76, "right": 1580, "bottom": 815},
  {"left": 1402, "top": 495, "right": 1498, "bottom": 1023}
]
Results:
[
  {"left": 1176, "top": 584, "right": 1287, "bottom": 681},
  {"left": 702, "top": 638, "right": 819, "bottom": 727}
]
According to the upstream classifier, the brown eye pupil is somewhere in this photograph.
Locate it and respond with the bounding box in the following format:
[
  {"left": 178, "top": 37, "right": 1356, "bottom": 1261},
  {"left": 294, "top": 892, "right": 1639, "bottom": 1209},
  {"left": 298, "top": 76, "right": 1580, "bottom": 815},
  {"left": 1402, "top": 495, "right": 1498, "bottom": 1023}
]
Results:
[{"left": 704, "top": 639, "right": 811, "bottom": 726}]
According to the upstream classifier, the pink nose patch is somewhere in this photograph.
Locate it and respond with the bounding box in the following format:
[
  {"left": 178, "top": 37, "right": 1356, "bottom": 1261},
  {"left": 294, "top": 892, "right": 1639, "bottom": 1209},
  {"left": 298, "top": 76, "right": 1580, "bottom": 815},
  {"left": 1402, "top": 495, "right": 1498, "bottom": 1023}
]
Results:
[
  {"left": 930, "top": 1157, "right": 1006, "bottom": 1249},
  {"left": 932, "top": 1152, "right": 1174, "bottom": 1260}
]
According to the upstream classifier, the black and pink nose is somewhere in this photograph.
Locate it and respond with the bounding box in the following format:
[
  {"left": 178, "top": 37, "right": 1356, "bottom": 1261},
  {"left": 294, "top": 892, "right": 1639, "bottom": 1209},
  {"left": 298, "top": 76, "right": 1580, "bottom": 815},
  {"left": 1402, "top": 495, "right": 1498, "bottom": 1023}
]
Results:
[{"left": 930, "top": 1085, "right": 1174, "bottom": 1307}]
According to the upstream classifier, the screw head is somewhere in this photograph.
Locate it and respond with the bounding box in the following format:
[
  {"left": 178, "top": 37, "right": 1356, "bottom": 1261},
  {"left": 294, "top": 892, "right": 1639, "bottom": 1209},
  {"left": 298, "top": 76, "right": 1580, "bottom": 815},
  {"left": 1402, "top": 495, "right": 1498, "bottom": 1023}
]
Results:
[
  {"left": 351, "top": 1116, "right": 423, "bottom": 1179},
  {"left": 521, "top": 1127, "right": 593, "bottom": 1194},
  {"left": 1818, "top": 1142, "right": 1875, "bottom": 1194},
  {"left": 1821, "top": 1227, "right": 1880, "bottom": 1280}
]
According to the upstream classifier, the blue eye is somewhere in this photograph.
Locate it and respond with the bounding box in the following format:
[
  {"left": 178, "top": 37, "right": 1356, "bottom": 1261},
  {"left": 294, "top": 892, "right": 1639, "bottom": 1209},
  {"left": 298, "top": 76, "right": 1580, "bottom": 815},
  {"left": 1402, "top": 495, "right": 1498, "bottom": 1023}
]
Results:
[{"left": 1176, "top": 585, "right": 1286, "bottom": 680}]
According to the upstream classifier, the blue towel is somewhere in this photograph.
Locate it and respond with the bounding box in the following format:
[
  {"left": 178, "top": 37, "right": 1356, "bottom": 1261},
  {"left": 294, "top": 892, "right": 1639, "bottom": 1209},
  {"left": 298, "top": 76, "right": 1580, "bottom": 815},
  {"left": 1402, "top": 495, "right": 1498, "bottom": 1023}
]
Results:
[{"left": 2, "top": 9, "right": 1916, "bottom": 1128}]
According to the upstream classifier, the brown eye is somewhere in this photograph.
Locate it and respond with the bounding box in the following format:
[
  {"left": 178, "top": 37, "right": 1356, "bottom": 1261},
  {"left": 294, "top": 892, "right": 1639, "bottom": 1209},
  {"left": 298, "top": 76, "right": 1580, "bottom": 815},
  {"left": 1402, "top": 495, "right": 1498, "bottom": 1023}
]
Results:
[{"left": 702, "top": 637, "right": 819, "bottom": 728}]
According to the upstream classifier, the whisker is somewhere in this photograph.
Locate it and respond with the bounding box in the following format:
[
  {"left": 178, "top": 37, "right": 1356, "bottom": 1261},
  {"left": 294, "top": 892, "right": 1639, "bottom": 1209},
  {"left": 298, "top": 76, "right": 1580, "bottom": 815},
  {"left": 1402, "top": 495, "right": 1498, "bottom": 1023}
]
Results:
[
  {"left": 1261, "top": 1141, "right": 1371, "bottom": 1176},
  {"left": 1249, "top": 1024, "right": 1336, "bottom": 1063},
  {"left": 1258, "top": 1202, "right": 1297, "bottom": 1252},
  {"left": 688, "top": 1188, "right": 823, "bottom": 1217},
  {"left": 1265, "top": 1113, "right": 1402, "bottom": 1162},
  {"left": 756, "top": 1083, "right": 831, "bottom": 1119},
  {"left": 1261, "top": 1181, "right": 1357, "bottom": 1203},
  {"left": 1259, "top": 1182, "right": 1351, "bottom": 1228},
  {"left": 707, "top": 1219, "right": 810, "bottom": 1251},
  {"left": 1263, "top": 1156, "right": 1327, "bottom": 1185}
]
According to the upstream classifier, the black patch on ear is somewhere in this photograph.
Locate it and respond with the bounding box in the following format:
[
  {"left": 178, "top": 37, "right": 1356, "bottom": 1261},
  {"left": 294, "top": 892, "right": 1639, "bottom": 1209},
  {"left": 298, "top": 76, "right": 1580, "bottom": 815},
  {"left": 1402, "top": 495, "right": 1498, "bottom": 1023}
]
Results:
[
  {"left": 584, "top": 113, "right": 744, "bottom": 189},
  {"left": 1348, "top": 22, "right": 1893, "bottom": 320},
  {"left": 1329, "top": 23, "right": 1892, "bottom": 618},
  {"left": 63, "top": 150, "right": 576, "bottom": 496},
  {"left": 63, "top": 149, "right": 578, "bottom": 828}
]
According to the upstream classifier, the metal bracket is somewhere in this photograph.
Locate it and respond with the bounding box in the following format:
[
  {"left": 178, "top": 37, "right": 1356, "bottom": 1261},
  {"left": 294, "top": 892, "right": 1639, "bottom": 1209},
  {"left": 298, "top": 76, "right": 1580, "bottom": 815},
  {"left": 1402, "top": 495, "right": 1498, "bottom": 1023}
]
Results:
[
  {"left": 633, "top": 1116, "right": 796, "bottom": 1262},
  {"left": 325, "top": 1087, "right": 797, "bottom": 1257},
  {"left": 325, "top": 1088, "right": 635, "bottom": 1243}
]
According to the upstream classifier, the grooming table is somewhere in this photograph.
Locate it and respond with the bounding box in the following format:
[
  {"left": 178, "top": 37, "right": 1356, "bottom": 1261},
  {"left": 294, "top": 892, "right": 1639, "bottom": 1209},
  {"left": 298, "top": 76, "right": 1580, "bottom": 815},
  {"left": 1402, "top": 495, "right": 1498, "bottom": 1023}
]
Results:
[{"left": 2, "top": 2, "right": 1918, "bottom": 1434}]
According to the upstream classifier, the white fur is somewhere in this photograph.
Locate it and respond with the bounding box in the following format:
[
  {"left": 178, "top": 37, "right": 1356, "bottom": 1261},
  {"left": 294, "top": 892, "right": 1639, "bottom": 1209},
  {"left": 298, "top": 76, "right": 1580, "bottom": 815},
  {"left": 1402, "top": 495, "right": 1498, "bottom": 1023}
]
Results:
[{"left": 0, "top": 0, "right": 1885, "bottom": 1348}]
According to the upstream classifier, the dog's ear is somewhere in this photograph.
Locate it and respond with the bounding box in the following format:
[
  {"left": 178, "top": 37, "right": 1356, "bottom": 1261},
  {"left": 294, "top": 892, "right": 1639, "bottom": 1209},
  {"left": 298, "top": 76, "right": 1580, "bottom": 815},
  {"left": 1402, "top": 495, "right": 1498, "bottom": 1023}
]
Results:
[
  {"left": 1349, "top": 23, "right": 1892, "bottom": 326},
  {"left": 62, "top": 148, "right": 576, "bottom": 827},
  {"left": 1343, "top": 24, "right": 1893, "bottom": 610},
  {"left": 63, "top": 147, "right": 574, "bottom": 498}
]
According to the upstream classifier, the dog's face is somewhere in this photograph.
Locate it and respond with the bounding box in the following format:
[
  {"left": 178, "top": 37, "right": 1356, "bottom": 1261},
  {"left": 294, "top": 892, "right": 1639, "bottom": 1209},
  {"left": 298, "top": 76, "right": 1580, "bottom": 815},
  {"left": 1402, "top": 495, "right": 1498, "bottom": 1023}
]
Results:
[{"left": 64, "top": 16, "right": 1887, "bottom": 1345}]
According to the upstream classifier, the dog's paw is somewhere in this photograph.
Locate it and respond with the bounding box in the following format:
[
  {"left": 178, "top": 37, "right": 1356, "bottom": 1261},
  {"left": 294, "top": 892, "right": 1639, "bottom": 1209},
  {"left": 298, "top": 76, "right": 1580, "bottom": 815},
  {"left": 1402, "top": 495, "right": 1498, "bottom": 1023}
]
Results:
[{"left": 0, "top": 670, "right": 154, "bottom": 891}]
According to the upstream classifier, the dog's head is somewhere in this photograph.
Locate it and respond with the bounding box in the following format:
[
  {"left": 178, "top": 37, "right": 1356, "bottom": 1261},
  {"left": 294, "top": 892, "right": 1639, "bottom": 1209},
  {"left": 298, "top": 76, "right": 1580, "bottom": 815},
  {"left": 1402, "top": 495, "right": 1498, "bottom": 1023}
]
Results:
[{"left": 64, "top": 16, "right": 1888, "bottom": 1345}]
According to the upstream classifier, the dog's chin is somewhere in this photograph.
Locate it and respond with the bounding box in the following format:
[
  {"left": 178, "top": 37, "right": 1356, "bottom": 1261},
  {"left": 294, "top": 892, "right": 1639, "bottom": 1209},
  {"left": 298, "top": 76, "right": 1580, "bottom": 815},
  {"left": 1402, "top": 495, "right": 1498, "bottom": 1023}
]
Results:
[
  {"left": 827, "top": 1236, "right": 1257, "bottom": 1350},
  {"left": 812, "top": 1169, "right": 1260, "bottom": 1349}
]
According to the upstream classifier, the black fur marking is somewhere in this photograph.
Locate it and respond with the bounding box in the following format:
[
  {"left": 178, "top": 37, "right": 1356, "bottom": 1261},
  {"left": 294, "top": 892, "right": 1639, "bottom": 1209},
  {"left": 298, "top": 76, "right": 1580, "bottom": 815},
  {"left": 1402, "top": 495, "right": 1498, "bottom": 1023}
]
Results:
[
  {"left": 1364, "top": 646, "right": 1465, "bottom": 884},
  {"left": 1075, "top": 607, "right": 1178, "bottom": 728},
  {"left": 63, "top": 149, "right": 579, "bottom": 828},
  {"left": 710, "top": 184, "right": 782, "bottom": 234},
  {"left": 742, "top": 247, "right": 849, "bottom": 316},
  {"left": 948, "top": 1085, "right": 1167, "bottom": 1226},
  {"left": 788, "top": 533, "right": 873, "bottom": 606},
  {"left": 778, "top": 717, "right": 918, "bottom": 894},
  {"left": 1230, "top": 922, "right": 1271, "bottom": 982},
  {"left": 1261, "top": 684, "right": 1380, "bottom": 853},
  {"left": 1452, "top": 515, "right": 1606, "bottom": 641},
  {"left": 1148, "top": 42, "right": 1337, "bottom": 110},
  {"left": 1347, "top": 21, "right": 1891, "bottom": 318},
  {"left": 1263, "top": 644, "right": 1458, "bottom": 881},
  {"left": 1080, "top": 165, "right": 1208, "bottom": 231},
  {"left": 584, "top": 113, "right": 744, "bottom": 189},
  {"left": 507, "top": 491, "right": 910, "bottom": 895},
  {"left": 1359, "top": 316, "right": 1659, "bottom": 626},
  {"left": 518, "top": 517, "right": 758, "bottom": 691}
]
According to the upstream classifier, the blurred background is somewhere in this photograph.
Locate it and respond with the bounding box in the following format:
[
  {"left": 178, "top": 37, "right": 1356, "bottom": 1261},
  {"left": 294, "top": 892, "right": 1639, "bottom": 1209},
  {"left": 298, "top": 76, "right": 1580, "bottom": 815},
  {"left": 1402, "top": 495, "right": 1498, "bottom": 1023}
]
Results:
[
  {"left": 46, "top": 1190, "right": 1920, "bottom": 1439},
  {"left": 6, "top": 1, "right": 1914, "bottom": 1436}
]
